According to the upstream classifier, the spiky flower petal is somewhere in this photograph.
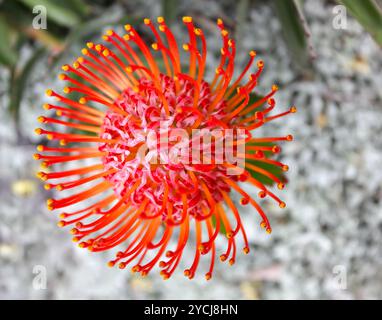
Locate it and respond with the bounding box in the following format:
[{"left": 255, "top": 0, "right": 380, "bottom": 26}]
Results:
[{"left": 35, "top": 17, "right": 295, "bottom": 280}]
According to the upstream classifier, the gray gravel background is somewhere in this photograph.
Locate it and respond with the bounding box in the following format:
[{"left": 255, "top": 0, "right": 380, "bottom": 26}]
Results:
[{"left": 0, "top": 0, "right": 381, "bottom": 299}]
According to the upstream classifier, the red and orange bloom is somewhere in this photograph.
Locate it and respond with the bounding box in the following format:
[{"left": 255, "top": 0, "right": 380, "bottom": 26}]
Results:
[{"left": 34, "top": 17, "right": 295, "bottom": 280}]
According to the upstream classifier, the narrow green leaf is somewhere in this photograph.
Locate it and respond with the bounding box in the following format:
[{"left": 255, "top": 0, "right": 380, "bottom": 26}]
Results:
[
  {"left": 0, "top": 16, "right": 17, "bottom": 66},
  {"left": 338, "top": 0, "right": 382, "bottom": 46},
  {"left": 246, "top": 159, "right": 285, "bottom": 186},
  {"left": 20, "top": 0, "right": 81, "bottom": 27},
  {"left": 211, "top": 214, "right": 227, "bottom": 235},
  {"left": 9, "top": 47, "right": 46, "bottom": 122},
  {"left": 64, "top": 0, "right": 89, "bottom": 18},
  {"left": 273, "top": 0, "right": 314, "bottom": 71},
  {"left": 245, "top": 142, "right": 286, "bottom": 186},
  {"left": 162, "top": 0, "right": 178, "bottom": 24}
]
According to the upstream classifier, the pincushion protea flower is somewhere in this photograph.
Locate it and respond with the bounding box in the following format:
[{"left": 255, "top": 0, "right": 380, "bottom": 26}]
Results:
[{"left": 34, "top": 16, "right": 295, "bottom": 280}]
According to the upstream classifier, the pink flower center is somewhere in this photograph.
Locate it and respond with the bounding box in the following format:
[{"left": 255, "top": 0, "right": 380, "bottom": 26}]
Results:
[{"left": 99, "top": 74, "right": 237, "bottom": 221}]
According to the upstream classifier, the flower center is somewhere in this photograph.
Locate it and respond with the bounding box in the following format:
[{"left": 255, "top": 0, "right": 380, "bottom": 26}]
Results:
[{"left": 99, "top": 74, "right": 235, "bottom": 221}]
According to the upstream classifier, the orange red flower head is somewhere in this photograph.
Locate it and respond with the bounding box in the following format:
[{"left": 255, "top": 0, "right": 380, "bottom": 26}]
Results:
[{"left": 34, "top": 17, "right": 295, "bottom": 280}]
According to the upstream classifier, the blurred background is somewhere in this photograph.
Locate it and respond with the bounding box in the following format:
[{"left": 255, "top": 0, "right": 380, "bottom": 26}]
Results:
[{"left": 0, "top": 0, "right": 382, "bottom": 299}]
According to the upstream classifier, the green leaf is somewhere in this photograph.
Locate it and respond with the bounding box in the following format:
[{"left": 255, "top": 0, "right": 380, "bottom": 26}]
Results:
[
  {"left": 211, "top": 214, "right": 227, "bottom": 235},
  {"left": 246, "top": 159, "right": 285, "bottom": 186},
  {"left": 338, "top": 0, "right": 382, "bottom": 46},
  {"left": 9, "top": 47, "right": 46, "bottom": 122},
  {"left": 273, "top": 0, "right": 314, "bottom": 71},
  {"left": 20, "top": 0, "right": 82, "bottom": 27},
  {"left": 64, "top": 0, "right": 89, "bottom": 18},
  {"left": 245, "top": 142, "right": 286, "bottom": 186},
  {"left": 162, "top": 0, "right": 178, "bottom": 24},
  {"left": 0, "top": 16, "right": 17, "bottom": 66}
]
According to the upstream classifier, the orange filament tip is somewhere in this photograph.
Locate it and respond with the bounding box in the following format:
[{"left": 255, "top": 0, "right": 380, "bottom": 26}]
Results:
[
  {"left": 286, "top": 134, "right": 294, "bottom": 141},
  {"left": 106, "top": 29, "right": 113, "bottom": 36},
  {"left": 102, "top": 49, "right": 110, "bottom": 57},
  {"left": 124, "top": 24, "right": 132, "bottom": 31},
  {"left": 157, "top": 16, "right": 164, "bottom": 23},
  {"left": 63, "top": 87, "right": 71, "bottom": 94},
  {"left": 151, "top": 43, "right": 159, "bottom": 50},
  {"left": 45, "top": 89, "right": 53, "bottom": 96},
  {"left": 229, "top": 259, "right": 235, "bottom": 266},
  {"left": 249, "top": 50, "right": 257, "bottom": 57},
  {"left": 144, "top": 18, "right": 151, "bottom": 25},
  {"left": 58, "top": 74, "right": 66, "bottom": 80},
  {"left": 221, "top": 29, "right": 228, "bottom": 37},
  {"left": 272, "top": 145, "right": 281, "bottom": 153},
  {"left": 41, "top": 162, "right": 49, "bottom": 169},
  {"left": 36, "top": 144, "right": 44, "bottom": 151},
  {"left": 243, "top": 247, "right": 250, "bottom": 254},
  {"left": 183, "top": 269, "right": 190, "bottom": 277},
  {"left": 277, "top": 182, "right": 285, "bottom": 190},
  {"left": 159, "top": 25, "right": 166, "bottom": 32},
  {"left": 220, "top": 254, "right": 227, "bottom": 262},
  {"left": 266, "top": 227, "right": 272, "bottom": 234},
  {"left": 279, "top": 202, "right": 286, "bottom": 209},
  {"left": 56, "top": 185, "right": 63, "bottom": 191},
  {"left": 72, "top": 237, "right": 80, "bottom": 242},
  {"left": 217, "top": 18, "right": 223, "bottom": 25},
  {"left": 132, "top": 265, "right": 141, "bottom": 272},
  {"left": 272, "top": 84, "right": 279, "bottom": 91},
  {"left": 282, "top": 165, "right": 289, "bottom": 172},
  {"left": 61, "top": 64, "right": 69, "bottom": 71},
  {"left": 258, "top": 191, "right": 266, "bottom": 198},
  {"left": 46, "top": 134, "right": 54, "bottom": 140},
  {"left": 73, "top": 61, "right": 80, "bottom": 69},
  {"left": 182, "top": 16, "right": 193, "bottom": 23},
  {"left": 81, "top": 48, "right": 88, "bottom": 55},
  {"left": 59, "top": 213, "right": 67, "bottom": 219},
  {"left": 226, "top": 231, "right": 233, "bottom": 239},
  {"left": 240, "top": 197, "right": 249, "bottom": 205},
  {"left": 57, "top": 221, "right": 66, "bottom": 227},
  {"left": 44, "top": 184, "right": 51, "bottom": 190},
  {"left": 194, "top": 28, "right": 202, "bottom": 36},
  {"left": 86, "top": 42, "right": 94, "bottom": 48},
  {"left": 290, "top": 106, "right": 297, "bottom": 113},
  {"left": 33, "top": 153, "right": 41, "bottom": 160},
  {"left": 79, "top": 97, "right": 87, "bottom": 104},
  {"left": 95, "top": 44, "right": 102, "bottom": 52},
  {"left": 42, "top": 103, "right": 50, "bottom": 110},
  {"left": 119, "top": 263, "right": 126, "bottom": 269},
  {"left": 107, "top": 261, "right": 115, "bottom": 267},
  {"left": 182, "top": 44, "right": 190, "bottom": 51},
  {"left": 126, "top": 66, "right": 133, "bottom": 73},
  {"left": 257, "top": 60, "right": 264, "bottom": 68},
  {"left": 34, "top": 128, "right": 42, "bottom": 135},
  {"left": 260, "top": 221, "right": 267, "bottom": 229},
  {"left": 60, "top": 140, "right": 67, "bottom": 146},
  {"left": 70, "top": 228, "right": 78, "bottom": 235},
  {"left": 205, "top": 273, "right": 212, "bottom": 280}
]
